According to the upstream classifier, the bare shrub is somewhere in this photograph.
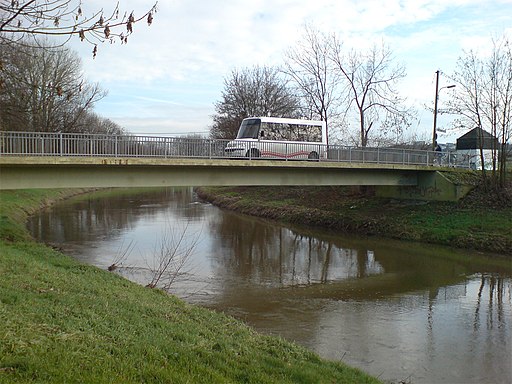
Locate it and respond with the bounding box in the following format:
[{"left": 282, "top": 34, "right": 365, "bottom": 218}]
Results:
[
  {"left": 145, "top": 222, "right": 199, "bottom": 292},
  {"left": 108, "top": 239, "right": 135, "bottom": 271}
]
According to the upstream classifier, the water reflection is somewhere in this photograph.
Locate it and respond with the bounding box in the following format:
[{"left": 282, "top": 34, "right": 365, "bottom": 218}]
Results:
[
  {"left": 207, "top": 210, "right": 491, "bottom": 301},
  {"left": 28, "top": 187, "right": 512, "bottom": 384},
  {"left": 29, "top": 188, "right": 206, "bottom": 244},
  {"left": 209, "top": 215, "right": 384, "bottom": 287},
  {"left": 308, "top": 275, "right": 512, "bottom": 383}
]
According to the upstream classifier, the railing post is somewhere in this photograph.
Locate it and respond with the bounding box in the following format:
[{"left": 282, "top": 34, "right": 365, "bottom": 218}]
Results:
[{"left": 59, "top": 132, "right": 63, "bottom": 156}]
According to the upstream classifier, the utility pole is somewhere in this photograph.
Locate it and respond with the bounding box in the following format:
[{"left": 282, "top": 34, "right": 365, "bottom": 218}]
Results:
[
  {"left": 432, "top": 70, "right": 455, "bottom": 151},
  {"left": 432, "top": 70, "right": 440, "bottom": 151}
]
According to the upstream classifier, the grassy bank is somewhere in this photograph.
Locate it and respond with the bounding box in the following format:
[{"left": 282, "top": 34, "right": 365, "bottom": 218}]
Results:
[
  {"left": 196, "top": 185, "right": 512, "bottom": 256},
  {"left": 0, "top": 189, "right": 380, "bottom": 384}
]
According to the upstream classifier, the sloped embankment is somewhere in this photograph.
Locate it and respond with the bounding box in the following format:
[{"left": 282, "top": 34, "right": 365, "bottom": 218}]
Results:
[{"left": 196, "top": 185, "right": 512, "bottom": 255}]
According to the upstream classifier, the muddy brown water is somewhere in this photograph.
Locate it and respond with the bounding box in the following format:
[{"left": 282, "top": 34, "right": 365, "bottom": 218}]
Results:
[{"left": 27, "top": 188, "right": 512, "bottom": 384}]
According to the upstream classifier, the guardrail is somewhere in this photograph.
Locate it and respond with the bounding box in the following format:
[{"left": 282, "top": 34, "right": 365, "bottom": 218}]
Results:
[{"left": 0, "top": 131, "right": 463, "bottom": 167}]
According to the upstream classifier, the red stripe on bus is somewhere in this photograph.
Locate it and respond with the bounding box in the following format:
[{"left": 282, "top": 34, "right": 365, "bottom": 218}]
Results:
[{"left": 260, "top": 151, "right": 310, "bottom": 158}]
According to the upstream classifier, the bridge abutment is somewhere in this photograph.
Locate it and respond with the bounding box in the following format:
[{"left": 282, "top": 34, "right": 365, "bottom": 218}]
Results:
[{"left": 376, "top": 170, "right": 477, "bottom": 201}]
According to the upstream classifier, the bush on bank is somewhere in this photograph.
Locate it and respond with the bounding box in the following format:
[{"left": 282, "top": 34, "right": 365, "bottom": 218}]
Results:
[{"left": 0, "top": 189, "right": 381, "bottom": 384}]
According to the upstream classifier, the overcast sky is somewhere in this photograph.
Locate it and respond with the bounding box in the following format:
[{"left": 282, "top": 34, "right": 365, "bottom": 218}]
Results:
[{"left": 69, "top": 0, "right": 512, "bottom": 143}]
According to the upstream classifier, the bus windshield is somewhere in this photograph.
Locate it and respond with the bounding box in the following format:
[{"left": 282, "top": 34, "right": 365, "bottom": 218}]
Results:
[{"left": 236, "top": 119, "right": 261, "bottom": 139}]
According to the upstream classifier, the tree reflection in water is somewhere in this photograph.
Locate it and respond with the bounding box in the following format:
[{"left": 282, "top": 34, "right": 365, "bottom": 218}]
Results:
[
  {"left": 208, "top": 212, "right": 388, "bottom": 288},
  {"left": 474, "top": 274, "right": 510, "bottom": 331}
]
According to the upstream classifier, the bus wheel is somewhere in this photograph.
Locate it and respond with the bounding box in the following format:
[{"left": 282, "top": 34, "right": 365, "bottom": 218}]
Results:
[
  {"left": 246, "top": 149, "right": 261, "bottom": 158},
  {"left": 308, "top": 151, "right": 319, "bottom": 161}
]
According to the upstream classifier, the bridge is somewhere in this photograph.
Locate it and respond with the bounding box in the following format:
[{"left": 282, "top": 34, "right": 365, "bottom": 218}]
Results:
[{"left": 0, "top": 131, "right": 474, "bottom": 201}]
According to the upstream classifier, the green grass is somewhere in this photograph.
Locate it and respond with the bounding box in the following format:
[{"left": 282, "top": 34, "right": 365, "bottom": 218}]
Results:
[
  {"left": 0, "top": 189, "right": 380, "bottom": 384},
  {"left": 402, "top": 206, "right": 511, "bottom": 252}
]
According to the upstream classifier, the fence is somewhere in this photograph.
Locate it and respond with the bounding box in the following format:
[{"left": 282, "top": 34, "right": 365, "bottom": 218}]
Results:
[{"left": 0, "top": 131, "right": 462, "bottom": 167}]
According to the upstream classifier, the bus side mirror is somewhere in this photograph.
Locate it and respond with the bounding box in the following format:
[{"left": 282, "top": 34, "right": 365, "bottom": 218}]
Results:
[{"left": 260, "top": 130, "right": 265, "bottom": 138}]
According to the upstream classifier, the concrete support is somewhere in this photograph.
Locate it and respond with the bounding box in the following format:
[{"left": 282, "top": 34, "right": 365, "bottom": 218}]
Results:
[{"left": 375, "top": 171, "right": 475, "bottom": 201}]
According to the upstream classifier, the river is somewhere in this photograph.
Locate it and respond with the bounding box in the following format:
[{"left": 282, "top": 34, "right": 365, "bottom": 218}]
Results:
[{"left": 27, "top": 187, "right": 512, "bottom": 384}]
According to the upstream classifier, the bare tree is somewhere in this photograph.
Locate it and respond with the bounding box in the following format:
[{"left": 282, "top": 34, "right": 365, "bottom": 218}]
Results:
[
  {"left": 75, "top": 111, "right": 126, "bottom": 135},
  {"left": 282, "top": 25, "right": 339, "bottom": 146},
  {"left": 486, "top": 38, "right": 511, "bottom": 187},
  {"left": 0, "top": 1, "right": 157, "bottom": 56},
  {"left": 210, "top": 65, "right": 301, "bottom": 139},
  {"left": 330, "top": 39, "right": 413, "bottom": 147},
  {"left": 448, "top": 36, "right": 511, "bottom": 187},
  {"left": 0, "top": 40, "right": 105, "bottom": 132}
]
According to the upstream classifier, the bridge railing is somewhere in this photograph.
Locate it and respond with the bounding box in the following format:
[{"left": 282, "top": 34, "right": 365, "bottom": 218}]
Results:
[{"left": 0, "top": 131, "right": 464, "bottom": 167}]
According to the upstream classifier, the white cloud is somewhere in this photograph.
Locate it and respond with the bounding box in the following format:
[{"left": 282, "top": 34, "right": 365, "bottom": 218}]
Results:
[{"left": 64, "top": 0, "right": 512, "bottom": 138}]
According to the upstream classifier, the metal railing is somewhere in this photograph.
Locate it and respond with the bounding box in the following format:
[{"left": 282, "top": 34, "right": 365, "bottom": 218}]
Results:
[{"left": 0, "top": 131, "right": 465, "bottom": 167}]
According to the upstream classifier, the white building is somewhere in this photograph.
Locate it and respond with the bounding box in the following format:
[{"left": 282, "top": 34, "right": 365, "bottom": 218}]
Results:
[{"left": 455, "top": 128, "right": 499, "bottom": 170}]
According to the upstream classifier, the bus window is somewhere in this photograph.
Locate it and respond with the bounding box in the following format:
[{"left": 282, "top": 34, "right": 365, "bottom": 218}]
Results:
[
  {"left": 288, "top": 123, "right": 321, "bottom": 142},
  {"left": 236, "top": 119, "right": 261, "bottom": 139},
  {"left": 267, "top": 122, "right": 289, "bottom": 140}
]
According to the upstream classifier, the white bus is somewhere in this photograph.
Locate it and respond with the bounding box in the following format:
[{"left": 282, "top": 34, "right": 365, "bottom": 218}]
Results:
[{"left": 224, "top": 116, "right": 327, "bottom": 160}]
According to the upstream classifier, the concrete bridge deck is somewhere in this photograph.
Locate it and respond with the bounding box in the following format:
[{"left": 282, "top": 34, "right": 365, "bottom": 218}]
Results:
[{"left": 0, "top": 156, "right": 427, "bottom": 190}]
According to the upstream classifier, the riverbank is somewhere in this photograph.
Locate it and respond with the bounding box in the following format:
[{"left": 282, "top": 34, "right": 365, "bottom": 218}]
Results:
[
  {"left": 196, "top": 183, "right": 512, "bottom": 256},
  {"left": 0, "top": 189, "right": 380, "bottom": 384}
]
